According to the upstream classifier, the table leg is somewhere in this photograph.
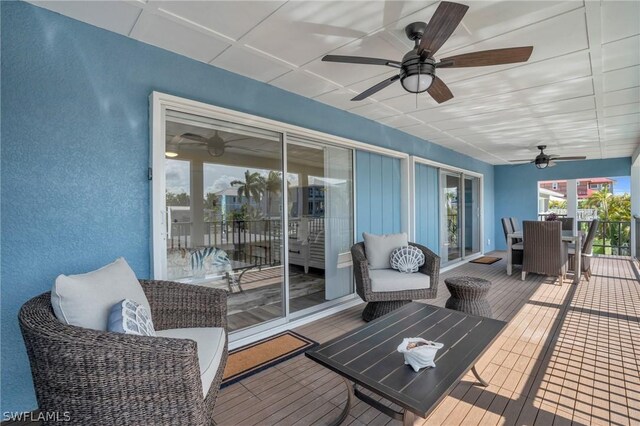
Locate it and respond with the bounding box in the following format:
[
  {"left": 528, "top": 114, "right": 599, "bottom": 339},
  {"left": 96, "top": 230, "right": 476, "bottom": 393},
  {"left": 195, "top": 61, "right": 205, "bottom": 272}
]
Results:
[
  {"left": 403, "top": 410, "right": 416, "bottom": 426},
  {"left": 507, "top": 235, "right": 513, "bottom": 276},
  {"left": 471, "top": 366, "right": 489, "bottom": 387},
  {"left": 328, "top": 378, "right": 354, "bottom": 426},
  {"left": 574, "top": 236, "right": 581, "bottom": 284}
]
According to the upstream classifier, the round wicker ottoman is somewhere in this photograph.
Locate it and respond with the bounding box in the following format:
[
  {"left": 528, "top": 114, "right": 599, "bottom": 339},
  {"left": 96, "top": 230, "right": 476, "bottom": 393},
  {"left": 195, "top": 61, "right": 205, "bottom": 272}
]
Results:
[{"left": 444, "top": 276, "right": 492, "bottom": 317}]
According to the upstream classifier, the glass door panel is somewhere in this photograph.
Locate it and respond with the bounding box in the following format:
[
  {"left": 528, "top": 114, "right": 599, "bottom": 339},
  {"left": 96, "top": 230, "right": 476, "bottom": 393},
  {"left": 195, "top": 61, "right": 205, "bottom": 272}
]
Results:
[
  {"left": 464, "top": 176, "right": 481, "bottom": 256},
  {"left": 286, "top": 138, "right": 354, "bottom": 314},
  {"left": 442, "top": 172, "right": 462, "bottom": 263},
  {"left": 164, "top": 110, "right": 285, "bottom": 332}
]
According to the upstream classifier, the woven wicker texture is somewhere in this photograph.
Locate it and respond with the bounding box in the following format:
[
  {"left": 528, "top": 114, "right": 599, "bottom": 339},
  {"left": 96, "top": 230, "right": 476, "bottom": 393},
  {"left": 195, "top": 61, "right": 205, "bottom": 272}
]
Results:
[
  {"left": 522, "top": 220, "right": 568, "bottom": 279},
  {"left": 19, "top": 280, "right": 228, "bottom": 425},
  {"left": 351, "top": 242, "right": 439, "bottom": 322},
  {"left": 444, "top": 276, "right": 492, "bottom": 317}
]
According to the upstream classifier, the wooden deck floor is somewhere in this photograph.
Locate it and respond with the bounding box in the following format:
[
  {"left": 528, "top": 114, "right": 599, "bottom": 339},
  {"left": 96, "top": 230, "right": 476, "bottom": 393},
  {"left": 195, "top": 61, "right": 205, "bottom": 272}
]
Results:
[{"left": 213, "top": 253, "right": 640, "bottom": 426}]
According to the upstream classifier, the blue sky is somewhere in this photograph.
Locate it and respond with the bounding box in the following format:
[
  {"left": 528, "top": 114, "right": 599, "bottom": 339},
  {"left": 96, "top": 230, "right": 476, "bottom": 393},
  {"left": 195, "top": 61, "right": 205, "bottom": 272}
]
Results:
[{"left": 612, "top": 176, "right": 630, "bottom": 195}]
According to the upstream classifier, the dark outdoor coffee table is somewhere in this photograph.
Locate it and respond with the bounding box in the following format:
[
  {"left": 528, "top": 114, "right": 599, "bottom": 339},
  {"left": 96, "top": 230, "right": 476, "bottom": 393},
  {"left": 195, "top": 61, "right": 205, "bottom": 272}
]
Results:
[{"left": 305, "top": 302, "right": 506, "bottom": 425}]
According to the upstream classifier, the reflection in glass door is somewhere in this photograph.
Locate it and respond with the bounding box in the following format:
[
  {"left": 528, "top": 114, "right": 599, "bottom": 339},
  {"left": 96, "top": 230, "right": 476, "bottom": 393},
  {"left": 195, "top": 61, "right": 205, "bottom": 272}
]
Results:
[
  {"left": 164, "top": 110, "right": 285, "bottom": 332},
  {"left": 464, "top": 176, "right": 481, "bottom": 256},
  {"left": 286, "top": 138, "right": 354, "bottom": 314},
  {"left": 442, "top": 172, "right": 462, "bottom": 262}
]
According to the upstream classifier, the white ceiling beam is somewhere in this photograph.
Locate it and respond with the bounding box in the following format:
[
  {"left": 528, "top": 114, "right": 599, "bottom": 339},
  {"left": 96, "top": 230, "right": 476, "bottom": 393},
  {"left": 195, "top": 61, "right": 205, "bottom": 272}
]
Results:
[{"left": 584, "top": 0, "right": 606, "bottom": 158}]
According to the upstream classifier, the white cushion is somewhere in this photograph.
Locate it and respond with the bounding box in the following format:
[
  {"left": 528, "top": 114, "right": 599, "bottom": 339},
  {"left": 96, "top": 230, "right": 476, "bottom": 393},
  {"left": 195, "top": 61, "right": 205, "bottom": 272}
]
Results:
[
  {"left": 363, "top": 232, "right": 408, "bottom": 270},
  {"left": 156, "top": 327, "right": 226, "bottom": 396},
  {"left": 369, "top": 269, "right": 430, "bottom": 292},
  {"left": 51, "top": 258, "right": 152, "bottom": 331}
]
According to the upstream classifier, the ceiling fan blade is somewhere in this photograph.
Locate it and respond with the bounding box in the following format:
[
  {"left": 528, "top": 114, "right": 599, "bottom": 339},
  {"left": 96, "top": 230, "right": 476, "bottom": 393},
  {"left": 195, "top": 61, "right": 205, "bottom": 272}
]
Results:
[
  {"left": 550, "top": 156, "right": 587, "bottom": 161},
  {"left": 507, "top": 159, "right": 533, "bottom": 163},
  {"left": 322, "top": 55, "right": 401, "bottom": 68},
  {"left": 351, "top": 75, "right": 400, "bottom": 101},
  {"left": 437, "top": 46, "right": 534, "bottom": 68},
  {"left": 417, "top": 1, "right": 469, "bottom": 57},
  {"left": 427, "top": 76, "right": 454, "bottom": 104}
]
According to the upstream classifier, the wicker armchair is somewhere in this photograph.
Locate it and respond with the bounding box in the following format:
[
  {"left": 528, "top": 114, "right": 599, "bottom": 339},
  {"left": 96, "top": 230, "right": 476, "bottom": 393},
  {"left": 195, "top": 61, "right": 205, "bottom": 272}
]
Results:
[
  {"left": 351, "top": 242, "right": 439, "bottom": 321},
  {"left": 19, "top": 280, "right": 228, "bottom": 426}
]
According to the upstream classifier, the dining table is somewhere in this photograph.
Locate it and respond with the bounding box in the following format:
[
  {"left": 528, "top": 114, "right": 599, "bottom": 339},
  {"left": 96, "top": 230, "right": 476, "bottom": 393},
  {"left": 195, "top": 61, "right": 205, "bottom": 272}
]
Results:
[{"left": 506, "top": 229, "right": 582, "bottom": 284}]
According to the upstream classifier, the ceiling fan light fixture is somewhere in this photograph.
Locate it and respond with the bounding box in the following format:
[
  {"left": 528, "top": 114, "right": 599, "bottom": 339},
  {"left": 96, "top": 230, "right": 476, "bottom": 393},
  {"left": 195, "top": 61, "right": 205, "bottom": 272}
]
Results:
[
  {"left": 535, "top": 158, "right": 548, "bottom": 169},
  {"left": 401, "top": 73, "right": 434, "bottom": 93}
]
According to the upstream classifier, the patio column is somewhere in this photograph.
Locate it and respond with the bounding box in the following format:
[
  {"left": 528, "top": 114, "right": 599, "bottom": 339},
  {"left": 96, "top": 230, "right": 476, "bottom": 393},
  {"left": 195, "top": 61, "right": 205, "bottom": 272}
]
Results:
[
  {"left": 191, "top": 160, "right": 205, "bottom": 248},
  {"left": 567, "top": 179, "right": 578, "bottom": 233},
  {"left": 631, "top": 149, "right": 640, "bottom": 258}
]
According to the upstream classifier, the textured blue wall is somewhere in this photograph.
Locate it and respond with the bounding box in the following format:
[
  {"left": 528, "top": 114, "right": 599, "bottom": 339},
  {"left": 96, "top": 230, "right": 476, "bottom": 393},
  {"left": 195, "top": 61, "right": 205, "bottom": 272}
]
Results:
[
  {"left": 494, "top": 157, "right": 632, "bottom": 250},
  {"left": 355, "top": 151, "right": 402, "bottom": 238},
  {"left": 1, "top": 1, "right": 495, "bottom": 411},
  {"left": 414, "top": 163, "right": 440, "bottom": 252}
]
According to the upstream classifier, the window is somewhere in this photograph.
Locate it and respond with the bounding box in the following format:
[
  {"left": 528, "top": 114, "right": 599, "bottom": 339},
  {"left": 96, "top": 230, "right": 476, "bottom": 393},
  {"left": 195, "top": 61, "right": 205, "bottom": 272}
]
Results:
[{"left": 151, "top": 93, "right": 356, "bottom": 338}]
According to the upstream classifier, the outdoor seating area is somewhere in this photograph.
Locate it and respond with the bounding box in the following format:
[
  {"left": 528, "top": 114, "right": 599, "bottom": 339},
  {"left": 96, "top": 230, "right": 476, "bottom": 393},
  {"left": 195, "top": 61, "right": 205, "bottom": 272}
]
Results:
[{"left": 2, "top": 1, "right": 639, "bottom": 425}]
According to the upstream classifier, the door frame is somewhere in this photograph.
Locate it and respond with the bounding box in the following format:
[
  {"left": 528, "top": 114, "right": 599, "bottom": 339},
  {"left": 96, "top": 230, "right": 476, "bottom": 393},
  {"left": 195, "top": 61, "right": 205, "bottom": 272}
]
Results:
[
  {"left": 410, "top": 156, "right": 484, "bottom": 265},
  {"left": 150, "top": 92, "right": 407, "bottom": 343}
]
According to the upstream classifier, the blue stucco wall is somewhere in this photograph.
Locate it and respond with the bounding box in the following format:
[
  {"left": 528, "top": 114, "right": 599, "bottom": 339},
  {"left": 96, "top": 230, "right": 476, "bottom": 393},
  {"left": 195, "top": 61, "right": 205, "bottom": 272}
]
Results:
[
  {"left": 1, "top": 1, "right": 495, "bottom": 411},
  {"left": 494, "top": 157, "right": 632, "bottom": 250}
]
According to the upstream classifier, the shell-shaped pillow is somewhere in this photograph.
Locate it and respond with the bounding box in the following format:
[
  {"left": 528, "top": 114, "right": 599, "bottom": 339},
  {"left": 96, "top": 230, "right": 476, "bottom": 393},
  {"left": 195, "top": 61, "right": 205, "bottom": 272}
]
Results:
[
  {"left": 107, "top": 299, "right": 156, "bottom": 336},
  {"left": 390, "top": 246, "right": 425, "bottom": 273}
]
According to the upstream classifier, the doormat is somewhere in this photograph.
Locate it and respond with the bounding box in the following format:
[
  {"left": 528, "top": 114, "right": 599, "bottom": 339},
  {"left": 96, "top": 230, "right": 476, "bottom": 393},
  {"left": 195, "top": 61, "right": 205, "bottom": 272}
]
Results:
[
  {"left": 470, "top": 256, "right": 502, "bottom": 265},
  {"left": 221, "top": 331, "right": 317, "bottom": 388}
]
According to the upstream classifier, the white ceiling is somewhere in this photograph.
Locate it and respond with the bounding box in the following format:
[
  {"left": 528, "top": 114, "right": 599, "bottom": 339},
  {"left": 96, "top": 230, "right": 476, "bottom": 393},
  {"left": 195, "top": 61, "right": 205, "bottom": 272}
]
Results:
[{"left": 30, "top": 0, "right": 640, "bottom": 164}]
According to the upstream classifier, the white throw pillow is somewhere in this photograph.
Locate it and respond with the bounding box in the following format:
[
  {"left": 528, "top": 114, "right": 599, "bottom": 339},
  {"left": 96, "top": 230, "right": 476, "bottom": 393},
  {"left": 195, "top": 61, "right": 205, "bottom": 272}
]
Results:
[
  {"left": 390, "top": 246, "right": 425, "bottom": 273},
  {"left": 362, "top": 232, "right": 409, "bottom": 270},
  {"left": 51, "top": 258, "right": 152, "bottom": 331}
]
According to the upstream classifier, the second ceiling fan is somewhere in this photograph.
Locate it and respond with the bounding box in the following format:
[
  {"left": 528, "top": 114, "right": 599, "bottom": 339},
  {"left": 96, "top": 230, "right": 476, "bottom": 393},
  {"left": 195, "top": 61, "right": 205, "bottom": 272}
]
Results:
[{"left": 322, "top": 1, "right": 534, "bottom": 104}]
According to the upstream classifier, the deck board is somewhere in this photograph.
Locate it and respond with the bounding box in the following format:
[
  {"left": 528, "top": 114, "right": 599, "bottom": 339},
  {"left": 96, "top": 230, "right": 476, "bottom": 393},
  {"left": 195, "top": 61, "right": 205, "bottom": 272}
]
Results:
[
  {"left": 5, "top": 254, "right": 638, "bottom": 426},
  {"left": 213, "top": 253, "right": 640, "bottom": 425}
]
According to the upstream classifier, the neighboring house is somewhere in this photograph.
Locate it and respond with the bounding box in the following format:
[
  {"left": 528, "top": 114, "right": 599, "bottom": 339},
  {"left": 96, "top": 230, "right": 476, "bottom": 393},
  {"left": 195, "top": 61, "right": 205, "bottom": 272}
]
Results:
[
  {"left": 539, "top": 178, "right": 615, "bottom": 200},
  {"left": 289, "top": 185, "right": 325, "bottom": 218}
]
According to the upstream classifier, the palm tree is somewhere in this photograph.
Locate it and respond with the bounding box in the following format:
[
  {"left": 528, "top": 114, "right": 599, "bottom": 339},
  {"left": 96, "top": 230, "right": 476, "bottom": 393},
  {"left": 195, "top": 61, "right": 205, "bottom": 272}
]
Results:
[
  {"left": 264, "top": 171, "right": 282, "bottom": 215},
  {"left": 585, "top": 184, "right": 612, "bottom": 220},
  {"left": 230, "top": 170, "right": 265, "bottom": 205}
]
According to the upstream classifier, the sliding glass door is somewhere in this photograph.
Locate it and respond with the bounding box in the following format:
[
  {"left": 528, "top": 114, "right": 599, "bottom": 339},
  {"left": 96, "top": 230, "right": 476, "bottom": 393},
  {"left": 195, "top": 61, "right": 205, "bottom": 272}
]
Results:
[
  {"left": 158, "top": 107, "right": 356, "bottom": 336},
  {"left": 439, "top": 170, "right": 481, "bottom": 264},
  {"left": 286, "top": 138, "right": 354, "bottom": 315},
  {"left": 164, "top": 110, "right": 286, "bottom": 332},
  {"left": 464, "top": 176, "right": 481, "bottom": 256},
  {"left": 442, "top": 171, "right": 462, "bottom": 263}
]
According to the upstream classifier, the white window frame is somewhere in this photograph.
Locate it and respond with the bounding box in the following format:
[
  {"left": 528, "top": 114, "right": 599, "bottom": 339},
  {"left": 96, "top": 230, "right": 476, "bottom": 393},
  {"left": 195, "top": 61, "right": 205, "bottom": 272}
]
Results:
[{"left": 149, "top": 92, "right": 413, "bottom": 345}]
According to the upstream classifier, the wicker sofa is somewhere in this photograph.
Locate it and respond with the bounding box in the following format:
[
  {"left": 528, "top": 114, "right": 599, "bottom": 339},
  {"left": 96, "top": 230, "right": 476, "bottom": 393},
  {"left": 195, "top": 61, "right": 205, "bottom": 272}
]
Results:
[
  {"left": 19, "top": 280, "right": 228, "bottom": 426},
  {"left": 351, "top": 242, "right": 439, "bottom": 321}
]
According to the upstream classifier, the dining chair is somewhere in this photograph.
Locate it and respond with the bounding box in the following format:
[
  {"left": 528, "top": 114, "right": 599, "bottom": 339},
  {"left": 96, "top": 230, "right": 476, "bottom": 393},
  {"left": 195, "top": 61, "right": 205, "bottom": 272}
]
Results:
[
  {"left": 558, "top": 217, "right": 574, "bottom": 231},
  {"left": 501, "top": 217, "right": 523, "bottom": 266},
  {"left": 509, "top": 217, "right": 523, "bottom": 243},
  {"left": 522, "top": 220, "right": 568, "bottom": 283},
  {"left": 569, "top": 219, "right": 599, "bottom": 280}
]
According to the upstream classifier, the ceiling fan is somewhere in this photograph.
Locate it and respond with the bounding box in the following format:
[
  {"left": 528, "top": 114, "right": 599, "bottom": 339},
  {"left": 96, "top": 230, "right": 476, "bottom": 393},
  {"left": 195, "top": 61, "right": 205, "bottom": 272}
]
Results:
[
  {"left": 508, "top": 145, "right": 586, "bottom": 169},
  {"left": 322, "top": 1, "right": 533, "bottom": 103},
  {"left": 166, "top": 132, "right": 262, "bottom": 158}
]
